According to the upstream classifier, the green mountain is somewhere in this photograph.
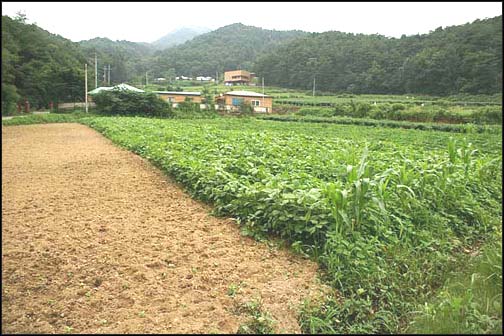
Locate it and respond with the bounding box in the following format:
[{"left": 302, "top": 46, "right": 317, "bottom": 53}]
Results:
[
  {"left": 149, "top": 23, "right": 308, "bottom": 77},
  {"left": 78, "top": 37, "right": 155, "bottom": 85},
  {"left": 253, "top": 16, "right": 503, "bottom": 95},
  {"left": 2, "top": 14, "right": 86, "bottom": 112},
  {"left": 151, "top": 27, "right": 211, "bottom": 50}
]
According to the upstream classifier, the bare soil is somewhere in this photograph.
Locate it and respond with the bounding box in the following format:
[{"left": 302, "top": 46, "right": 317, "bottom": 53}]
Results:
[{"left": 1, "top": 123, "right": 329, "bottom": 334}]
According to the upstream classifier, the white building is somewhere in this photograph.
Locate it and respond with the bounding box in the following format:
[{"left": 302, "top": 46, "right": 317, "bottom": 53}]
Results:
[
  {"left": 196, "top": 76, "right": 213, "bottom": 81},
  {"left": 88, "top": 83, "right": 144, "bottom": 95}
]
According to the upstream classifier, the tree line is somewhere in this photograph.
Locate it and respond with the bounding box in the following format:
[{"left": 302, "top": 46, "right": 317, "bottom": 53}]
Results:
[
  {"left": 2, "top": 14, "right": 86, "bottom": 112},
  {"left": 253, "top": 16, "right": 502, "bottom": 95}
]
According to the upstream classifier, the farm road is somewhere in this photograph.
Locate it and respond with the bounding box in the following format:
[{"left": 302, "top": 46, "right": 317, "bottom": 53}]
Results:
[{"left": 1, "top": 123, "right": 328, "bottom": 334}]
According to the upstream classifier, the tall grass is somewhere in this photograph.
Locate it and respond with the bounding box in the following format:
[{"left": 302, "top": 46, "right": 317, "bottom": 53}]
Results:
[{"left": 407, "top": 233, "right": 502, "bottom": 334}]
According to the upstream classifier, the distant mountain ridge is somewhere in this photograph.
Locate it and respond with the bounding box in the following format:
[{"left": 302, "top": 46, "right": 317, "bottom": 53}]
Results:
[
  {"left": 151, "top": 27, "right": 212, "bottom": 50},
  {"left": 150, "top": 23, "right": 309, "bottom": 77}
]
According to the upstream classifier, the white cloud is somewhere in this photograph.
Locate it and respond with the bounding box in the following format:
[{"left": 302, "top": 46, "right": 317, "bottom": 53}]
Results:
[{"left": 2, "top": 2, "right": 501, "bottom": 42}]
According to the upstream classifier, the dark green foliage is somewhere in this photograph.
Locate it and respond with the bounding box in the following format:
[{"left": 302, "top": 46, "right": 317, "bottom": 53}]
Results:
[
  {"left": 1, "top": 83, "right": 20, "bottom": 115},
  {"left": 92, "top": 90, "right": 173, "bottom": 117},
  {"left": 254, "top": 16, "right": 502, "bottom": 95},
  {"left": 1, "top": 15, "right": 86, "bottom": 110}
]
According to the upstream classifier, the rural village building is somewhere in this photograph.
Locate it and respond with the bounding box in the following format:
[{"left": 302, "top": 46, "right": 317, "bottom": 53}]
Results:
[
  {"left": 153, "top": 91, "right": 204, "bottom": 108},
  {"left": 196, "top": 76, "right": 214, "bottom": 81},
  {"left": 217, "top": 90, "right": 272, "bottom": 113},
  {"left": 87, "top": 83, "right": 144, "bottom": 102},
  {"left": 224, "top": 70, "right": 254, "bottom": 85}
]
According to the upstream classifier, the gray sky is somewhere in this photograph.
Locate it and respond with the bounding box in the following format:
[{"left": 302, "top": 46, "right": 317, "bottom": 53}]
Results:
[{"left": 2, "top": 2, "right": 502, "bottom": 43}]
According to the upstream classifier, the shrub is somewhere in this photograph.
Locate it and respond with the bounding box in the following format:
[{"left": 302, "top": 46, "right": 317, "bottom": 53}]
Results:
[
  {"left": 333, "top": 103, "right": 352, "bottom": 116},
  {"left": 177, "top": 97, "right": 201, "bottom": 113},
  {"left": 239, "top": 101, "right": 254, "bottom": 116},
  {"left": 348, "top": 101, "right": 372, "bottom": 118},
  {"left": 93, "top": 90, "right": 173, "bottom": 117},
  {"left": 472, "top": 106, "right": 502, "bottom": 124},
  {"left": 1, "top": 83, "right": 21, "bottom": 116},
  {"left": 391, "top": 103, "right": 407, "bottom": 111}
]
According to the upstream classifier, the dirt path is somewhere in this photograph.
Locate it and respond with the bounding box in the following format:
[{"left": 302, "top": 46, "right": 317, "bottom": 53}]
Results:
[{"left": 2, "top": 123, "right": 328, "bottom": 334}]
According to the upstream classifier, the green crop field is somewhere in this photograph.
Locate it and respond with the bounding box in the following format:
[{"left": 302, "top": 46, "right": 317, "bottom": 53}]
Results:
[
  {"left": 3, "top": 113, "right": 502, "bottom": 333},
  {"left": 77, "top": 116, "right": 501, "bottom": 333}
]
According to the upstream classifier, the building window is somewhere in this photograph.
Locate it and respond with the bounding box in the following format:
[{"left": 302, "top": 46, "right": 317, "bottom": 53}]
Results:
[
  {"left": 251, "top": 100, "right": 260, "bottom": 106},
  {"left": 232, "top": 98, "right": 244, "bottom": 106}
]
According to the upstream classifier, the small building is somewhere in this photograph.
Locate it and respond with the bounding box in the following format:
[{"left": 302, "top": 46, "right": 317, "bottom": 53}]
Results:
[
  {"left": 88, "top": 86, "right": 113, "bottom": 95},
  {"left": 87, "top": 83, "right": 144, "bottom": 101},
  {"left": 224, "top": 70, "right": 252, "bottom": 85},
  {"left": 113, "top": 83, "right": 145, "bottom": 92},
  {"left": 196, "top": 76, "right": 213, "bottom": 81},
  {"left": 153, "top": 91, "right": 204, "bottom": 108},
  {"left": 217, "top": 90, "right": 272, "bottom": 113}
]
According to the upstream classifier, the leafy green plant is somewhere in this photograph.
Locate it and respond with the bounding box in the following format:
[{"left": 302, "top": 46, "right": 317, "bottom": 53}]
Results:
[
  {"left": 92, "top": 90, "right": 173, "bottom": 118},
  {"left": 235, "top": 299, "right": 276, "bottom": 334}
]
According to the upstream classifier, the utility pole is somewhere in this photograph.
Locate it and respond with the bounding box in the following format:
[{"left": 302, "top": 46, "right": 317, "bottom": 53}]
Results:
[
  {"left": 107, "top": 64, "right": 111, "bottom": 85},
  {"left": 308, "top": 57, "right": 317, "bottom": 97},
  {"left": 262, "top": 77, "right": 265, "bottom": 110},
  {"left": 94, "top": 52, "right": 98, "bottom": 88},
  {"left": 85, "top": 63, "right": 88, "bottom": 113},
  {"left": 103, "top": 65, "right": 107, "bottom": 85},
  {"left": 145, "top": 71, "right": 148, "bottom": 87}
]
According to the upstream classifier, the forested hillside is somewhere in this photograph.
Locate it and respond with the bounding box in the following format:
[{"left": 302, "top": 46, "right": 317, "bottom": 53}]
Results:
[
  {"left": 2, "top": 14, "right": 86, "bottom": 112},
  {"left": 79, "top": 38, "right": 154, "bottom": 85},
  {"left": 148, "top": 23, "right": 308, "bottom": 77},
  {"left": 253, "top": 16, "right": 502, "bottom": 95}
]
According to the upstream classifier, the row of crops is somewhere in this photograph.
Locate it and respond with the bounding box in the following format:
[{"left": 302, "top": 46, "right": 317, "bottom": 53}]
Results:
[{"left": 79, "top": 116, "right": 501, "bottom": 333}]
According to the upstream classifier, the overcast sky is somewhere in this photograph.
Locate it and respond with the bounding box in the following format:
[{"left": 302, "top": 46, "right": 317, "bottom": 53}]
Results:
[{"left": 2, "top": 2, "right": 501, "bottom": 43}]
